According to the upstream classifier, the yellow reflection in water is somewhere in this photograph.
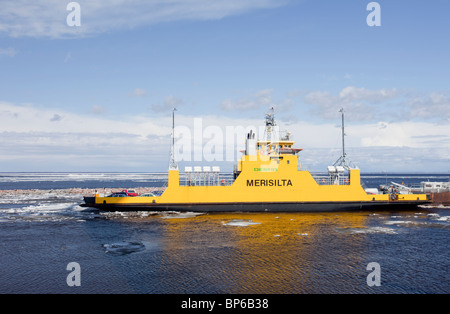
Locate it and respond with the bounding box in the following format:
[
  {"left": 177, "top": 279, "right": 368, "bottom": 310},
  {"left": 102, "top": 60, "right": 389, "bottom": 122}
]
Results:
[{"left": 159, "top": 212, "right": 370, "bottom": 293}]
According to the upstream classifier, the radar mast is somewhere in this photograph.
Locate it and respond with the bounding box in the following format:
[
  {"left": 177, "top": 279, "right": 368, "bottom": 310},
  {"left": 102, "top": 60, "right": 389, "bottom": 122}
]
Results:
[
  {"left": 169, "top": 108, "right": 178, "bottom": 170},
  {"left": 333, "top": 108, "right": 353, "bottom": 169}
]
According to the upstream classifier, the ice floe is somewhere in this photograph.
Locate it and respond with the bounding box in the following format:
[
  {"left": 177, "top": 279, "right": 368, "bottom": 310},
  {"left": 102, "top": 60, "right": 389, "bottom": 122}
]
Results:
[
  {"left": 102, "top": 241, "right": 146, "bottom": 256},
  {"left": 336, "top": 226, "right": 398, "bottom": 235},
  {"left": 160, "top": 212, "right": 204, "bottom": 219},
  {"left": 222, "top": 219, "right": 261, "bottom": 227}
]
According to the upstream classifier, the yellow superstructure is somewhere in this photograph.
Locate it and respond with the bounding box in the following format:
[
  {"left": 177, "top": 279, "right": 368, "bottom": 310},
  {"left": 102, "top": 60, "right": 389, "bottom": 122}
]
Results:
[{"left": 93, "top": 155, "right": 427, "bottom": 211}]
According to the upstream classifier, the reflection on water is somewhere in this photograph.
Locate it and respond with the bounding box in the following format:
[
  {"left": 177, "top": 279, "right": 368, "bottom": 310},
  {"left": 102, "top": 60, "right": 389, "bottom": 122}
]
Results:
[
  {"left": 1, "top": 173, "right": 448, "bottom": 294},
  {"left": 88, "top": 209, "right": 449, "bottom": 293},
  {"left": 152, "top": 210, "right": 447, "bottom": 293},
  {"left": 1, "top": 206, "right": 448, "bottom": 294},
  {"left": 140, "top": 212, "right": 377, "bottom": 293}
]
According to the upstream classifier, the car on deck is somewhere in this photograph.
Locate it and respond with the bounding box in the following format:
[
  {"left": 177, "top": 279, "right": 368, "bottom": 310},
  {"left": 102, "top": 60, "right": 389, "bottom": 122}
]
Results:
[{"left": 122, "top": 189, "right": 138, "bottom": 196}]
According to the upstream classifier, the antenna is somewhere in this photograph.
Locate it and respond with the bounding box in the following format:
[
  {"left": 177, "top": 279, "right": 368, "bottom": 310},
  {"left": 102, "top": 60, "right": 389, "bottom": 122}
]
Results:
[
  {"left": 169, "top": 108, "right": 178, "bottom": 170},
  {"left": 334, "top": 108, "right": 350, "bottom": 169},
  {"left": 340, "top": 107, "right": 346, "bottom": 165},
  {"left": 263, "top": 107, "right": 280, "bottom": 155},
  {"left": 264, "top": 106, "right": 275, "bottom": 141}
]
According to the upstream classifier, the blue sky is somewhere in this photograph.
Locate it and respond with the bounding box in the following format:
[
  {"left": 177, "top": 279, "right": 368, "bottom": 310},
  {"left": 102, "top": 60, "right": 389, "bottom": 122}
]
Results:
[{"left": 0, "top": 0, "right": 449, "bottom": 172}]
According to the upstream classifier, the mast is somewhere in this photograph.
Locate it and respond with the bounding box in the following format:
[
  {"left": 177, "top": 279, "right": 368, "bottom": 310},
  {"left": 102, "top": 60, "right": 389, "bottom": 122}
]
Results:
[
  {"left": 264, "top": 107, "right": 279, "bottom": 155},
  {"left": 340, "top": 107, "right": 346, "bottom": 166},
  {"left": 169, "top": 108, "right": 178, "bottom": 170},
  {"left": 334, "top": 108, "right": 348, "bottom": 169},
  {"left": 264, "top": 106, "right": 275, "bottom": 142}
]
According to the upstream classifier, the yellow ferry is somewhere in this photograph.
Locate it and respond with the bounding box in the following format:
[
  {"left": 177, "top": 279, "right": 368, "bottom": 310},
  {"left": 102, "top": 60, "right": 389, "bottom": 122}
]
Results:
[{"left": 83, "top": 108, "right": 430, "bottom": 212}]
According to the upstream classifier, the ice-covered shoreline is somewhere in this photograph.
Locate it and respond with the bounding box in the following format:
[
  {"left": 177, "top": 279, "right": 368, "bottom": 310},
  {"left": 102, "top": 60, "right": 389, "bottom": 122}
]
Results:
[{"left": 0, "top": 187, "right": 165, "bottom": 201}]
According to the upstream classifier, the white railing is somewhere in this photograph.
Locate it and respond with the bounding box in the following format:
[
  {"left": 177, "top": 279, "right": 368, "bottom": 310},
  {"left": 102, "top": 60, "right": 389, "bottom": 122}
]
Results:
[
  {"left": 180, "top": 172, "right": 235, "bottom": 186},
  {"left": 312, "top": 174, "right": 350, "bottom": 186}
]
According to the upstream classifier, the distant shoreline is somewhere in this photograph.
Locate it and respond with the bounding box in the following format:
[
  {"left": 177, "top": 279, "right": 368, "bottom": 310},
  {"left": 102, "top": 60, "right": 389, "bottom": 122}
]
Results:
[{"left": 0, "top": 187, "right": 165, "bottom": 196}]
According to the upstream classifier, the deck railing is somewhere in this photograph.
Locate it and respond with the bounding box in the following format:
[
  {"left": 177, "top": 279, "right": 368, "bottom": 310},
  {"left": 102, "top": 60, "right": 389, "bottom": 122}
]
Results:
[
  {"left": 180, "top": 172, "right": 352, "bottom": 187},
  {"left": 312, "top": 174, "right": 350, "bottom": 186},
  {"left": 179, "top": 172, "right": 235, "bottom": 186}
]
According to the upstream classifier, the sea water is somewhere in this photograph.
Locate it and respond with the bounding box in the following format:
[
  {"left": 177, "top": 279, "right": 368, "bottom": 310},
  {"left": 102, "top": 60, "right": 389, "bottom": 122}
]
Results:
[{"left": 0, "top": 172, "right": 448, "bottom": 294}]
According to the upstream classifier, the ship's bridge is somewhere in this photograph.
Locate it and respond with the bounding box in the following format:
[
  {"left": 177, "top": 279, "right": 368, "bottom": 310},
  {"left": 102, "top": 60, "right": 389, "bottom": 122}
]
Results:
[
  {"left": 232, "top": 128, "right": 303, "bottom": 180},
  {"left": 256, "top": 139, "right": 302, "bottom": 156},
  {"left": 244, "top": 129, "right": 302, "bottom": 157}
]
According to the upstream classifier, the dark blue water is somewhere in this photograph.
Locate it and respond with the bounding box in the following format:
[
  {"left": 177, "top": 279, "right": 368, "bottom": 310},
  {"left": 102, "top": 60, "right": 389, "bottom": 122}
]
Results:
[{"left": 0, "top": 173, "right": 448, "bottom": 294}]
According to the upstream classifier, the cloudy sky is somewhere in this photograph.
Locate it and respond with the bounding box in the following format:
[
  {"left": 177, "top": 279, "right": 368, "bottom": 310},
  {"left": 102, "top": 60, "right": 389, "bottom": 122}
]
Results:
[{"left": 0, "top": 0, "right": 449, "bottom": 172}]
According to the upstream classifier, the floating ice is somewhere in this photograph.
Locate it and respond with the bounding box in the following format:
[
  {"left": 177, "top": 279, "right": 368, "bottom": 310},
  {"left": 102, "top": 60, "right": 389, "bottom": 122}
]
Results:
[
  {"left": 336, "top": 226, "right": 398, "bottom": 235},
  {"left": 384, "top": 220, "right": 413, "bottom": 225},
  {"left": 420, "top": 204, "right": 450, "bottom": 209},
  {"left": 353, "top": 227, "right": 398, "bottom": 234},
  {"left": 426, "top": 213, "right": 450, "bottom": 222},
  {"left": 0, "top": 202, "right": 77, "bottom": 215},
  {"left": 222, "top": 219, "right": 261, "bottom": 227},
  {"left": 103, "top": 241, "right": 146, "bottom": 256},
  {"left": 160, "top": 212, "right": 204, "bottom": 219}
]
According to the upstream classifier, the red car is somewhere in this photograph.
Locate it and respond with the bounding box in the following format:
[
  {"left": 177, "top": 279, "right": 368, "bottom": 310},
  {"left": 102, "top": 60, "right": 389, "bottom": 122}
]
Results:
[{"left": 121, "top": 189, "right": 138, "bottom": 196}]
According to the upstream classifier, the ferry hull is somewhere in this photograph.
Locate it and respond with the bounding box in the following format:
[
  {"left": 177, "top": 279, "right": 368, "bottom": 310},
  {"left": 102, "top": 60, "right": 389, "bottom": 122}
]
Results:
[
  {"left": 84, "top": 198, "right": 430, "bottom": 212},
  {"left": 83, "top": 168, "right": 430, "bottom": 212}
]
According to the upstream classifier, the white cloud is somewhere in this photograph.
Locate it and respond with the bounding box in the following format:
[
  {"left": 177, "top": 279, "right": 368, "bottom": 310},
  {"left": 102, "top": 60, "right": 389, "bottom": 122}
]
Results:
[
  {"left": 0, "top": 101, "right": 168, "bottom": 136},
  {"left": 0, "top": 47, "right": 16, "bottom": 57},
  {"left": 0, "top": 101, "right": 172, "bottom": 171},
  {"left": 0, "top": 100, "right": 448, "bottom": 172},
  {"left": 130, "top": 88, "right": 147, "bottom": 97},
  {"left": 291, "top": 120, "right": 450, "bottom": 172},
  {"left": 90, "top": 105, "right": 105, "bottom": 115},
  {"left": 220, "top": 89, "right": 274, "bottom": 111},
  {"left": 0, "top": 0, "right": 287, "bottom": 39},
  {"left": 151, "top": 95, "right": 184, "bottom": 112},
  {"left": 338, "top": 86, "right": 398, "bottom": 103},
  {"left": 304, "top": 86, "right": 399, "bottom": 121},
  {"left": 406, "top": 91, "right": 450, "bottom": 121},
  {"left": 303, "top": 86, "right": 450, "bottom": 123},
  {"left": 355, "top": 121, "right": 450, "bottom": 148}
]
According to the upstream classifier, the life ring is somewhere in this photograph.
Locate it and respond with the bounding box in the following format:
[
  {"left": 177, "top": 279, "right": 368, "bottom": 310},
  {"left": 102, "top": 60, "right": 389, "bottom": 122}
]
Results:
[
  {"left": 344, "top": 178, "right": 350, "bottom": 183},
  {"left": 221, "top": 179, "right": 227, "bottom": 185},
  {"left": 321, "top": 179, "right": 327, "bottom": 183}
]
